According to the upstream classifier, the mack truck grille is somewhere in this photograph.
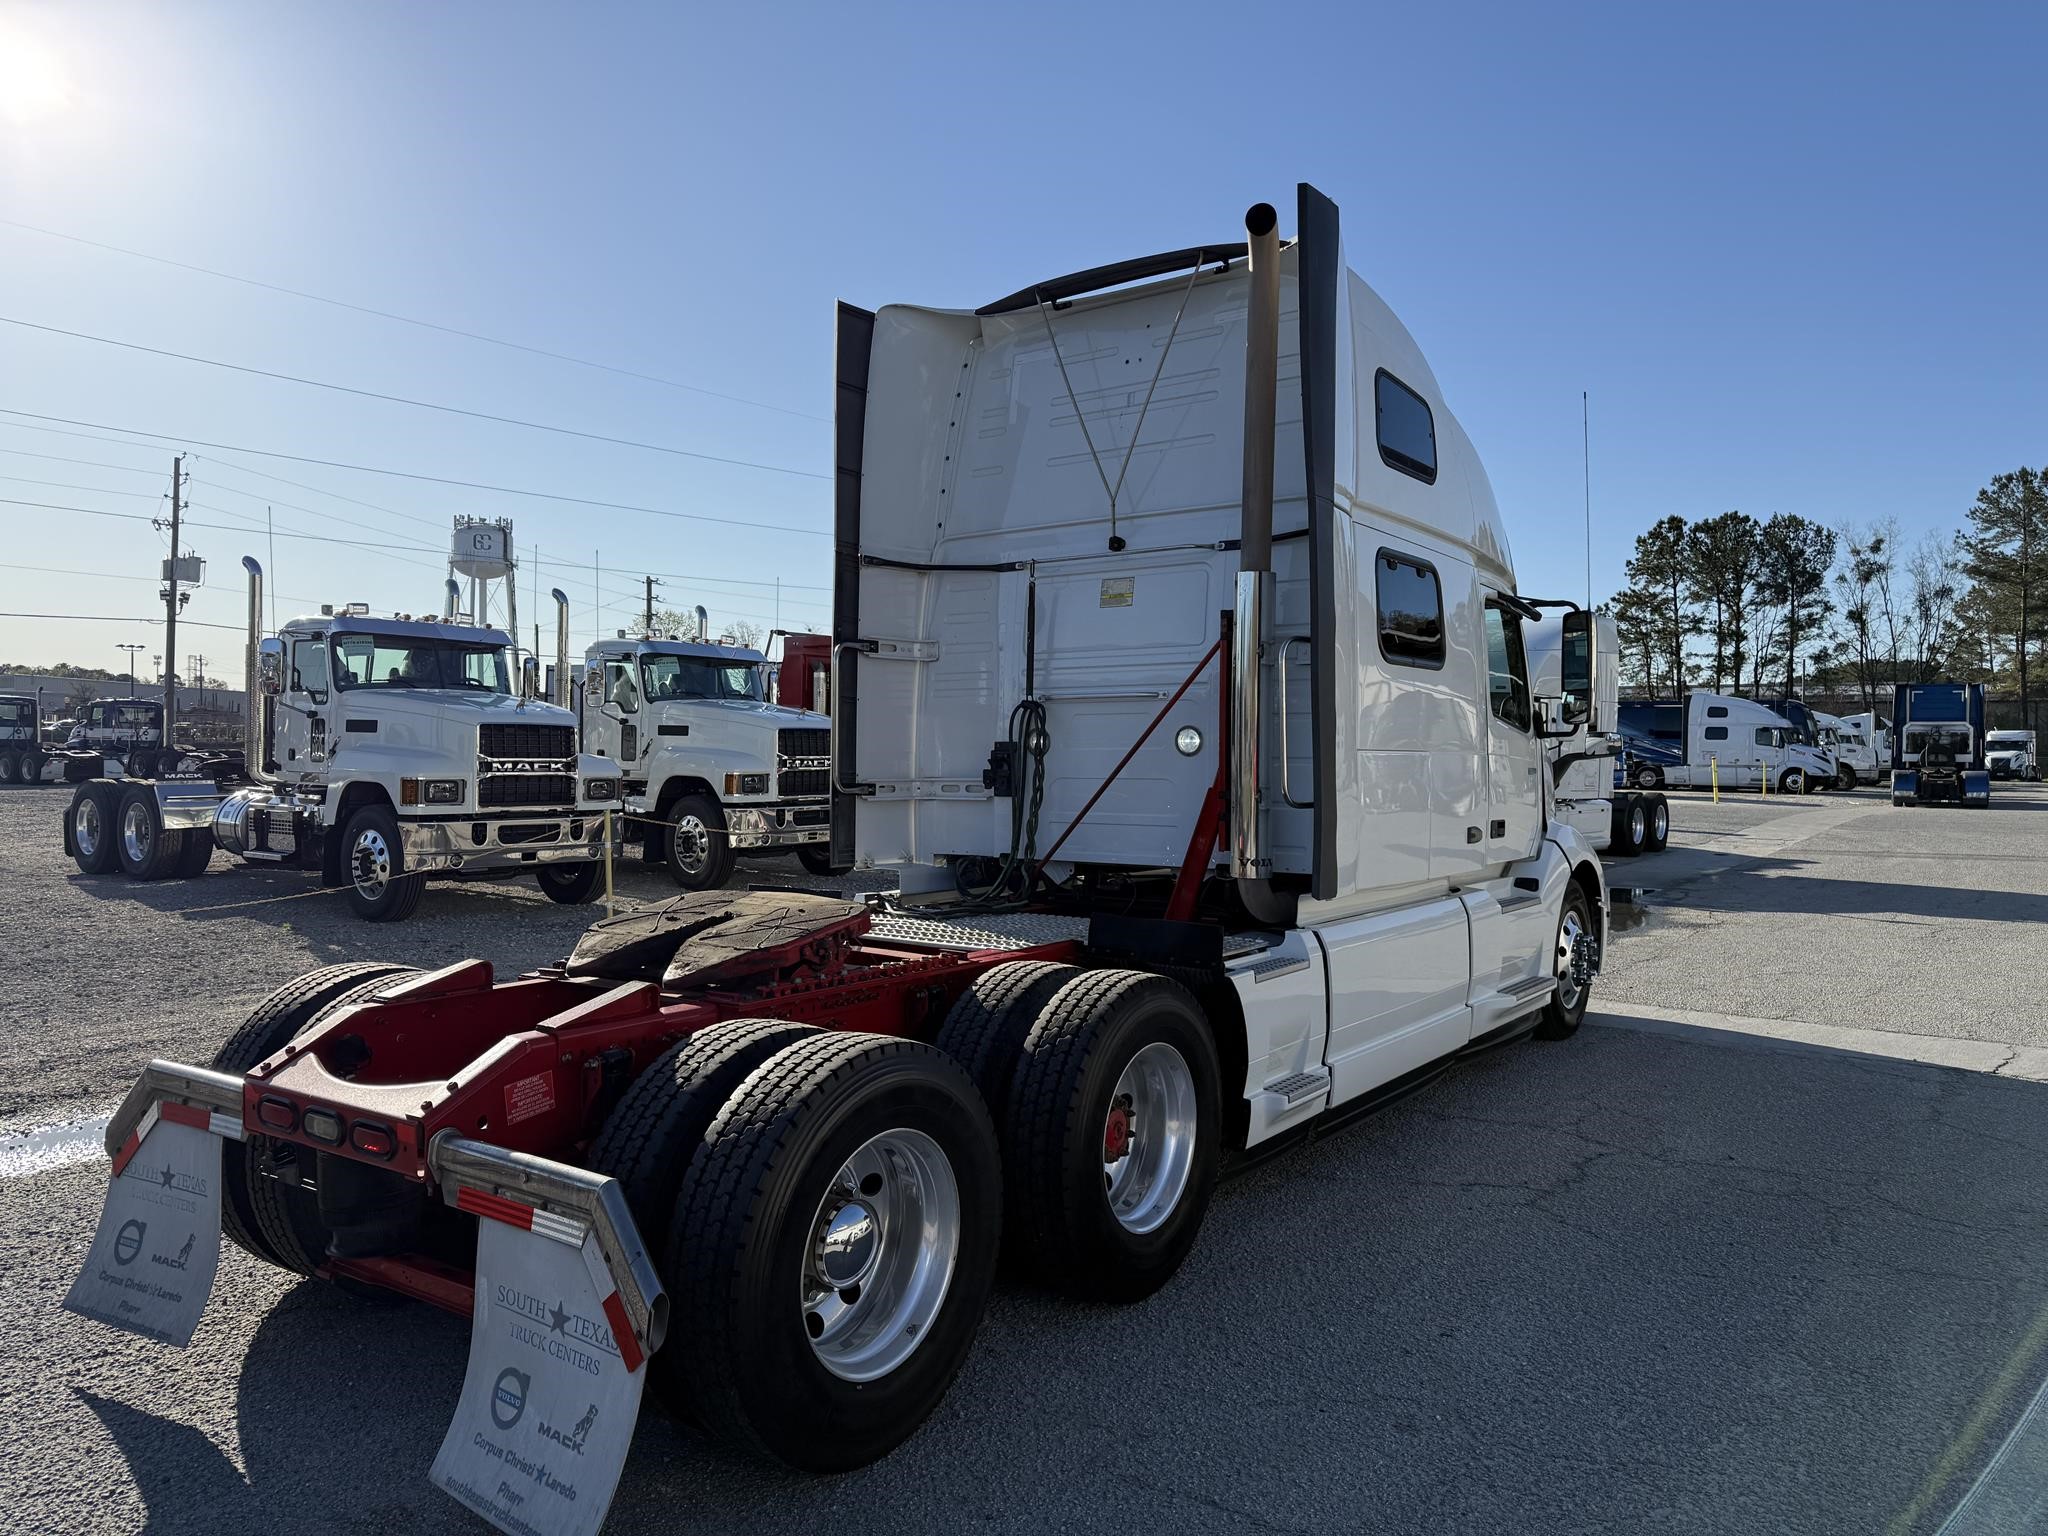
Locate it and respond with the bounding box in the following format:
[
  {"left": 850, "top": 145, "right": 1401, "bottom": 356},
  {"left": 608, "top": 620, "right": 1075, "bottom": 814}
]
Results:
[
  {"left": 477, "top": 722, "right": 577, "bottom": 808},
  {"left": 778, "top": 726, "right": 831, "bottom": 798}
]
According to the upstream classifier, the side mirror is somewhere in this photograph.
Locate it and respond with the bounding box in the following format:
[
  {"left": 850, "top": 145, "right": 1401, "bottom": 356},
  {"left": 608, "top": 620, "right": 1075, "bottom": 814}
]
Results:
[
  {"left": 257, "top": 637, "right": 285, "bottom": 697},
  {"left": 1559, "top": 609, "right": 1595, "bottom": 728},
  {"left": 520, "top": 656, "right": 540, "bottom": 699}
]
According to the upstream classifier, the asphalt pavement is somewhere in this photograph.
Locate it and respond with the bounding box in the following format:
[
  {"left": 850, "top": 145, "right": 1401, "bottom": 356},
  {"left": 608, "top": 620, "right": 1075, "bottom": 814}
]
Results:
[{"left": 4, "top": 779, "right": 2048, "bottom": 1535}]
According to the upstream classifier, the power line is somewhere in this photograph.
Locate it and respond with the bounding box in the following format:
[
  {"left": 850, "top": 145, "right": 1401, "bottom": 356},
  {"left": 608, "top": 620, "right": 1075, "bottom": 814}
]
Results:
[
  {"left": 0, "top": 216, "right": 830, "bottom": 424},
  {"left": 0, "top": 316, "right": 829, "bottom": 479},
  {"left": 0, "top": 611, "right": 244, "bottom": 633},
  {"left": 0, "top": 410, "right": 832, "bottom": 536}
]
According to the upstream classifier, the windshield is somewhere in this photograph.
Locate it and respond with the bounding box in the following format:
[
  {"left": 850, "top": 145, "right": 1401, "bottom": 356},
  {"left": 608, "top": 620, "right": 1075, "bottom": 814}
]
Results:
[
  {"left": 640, "top": 654, "right": 765, "bottom": 703},
  {"left": 1988, "top": 734, "right": 2029, "bottom": 747},
  {"left": 0, "top": 700, "right": 32, "bottom": 724},
  {"left": 332, "top": 636, "right": 509, "bottom": 692}
]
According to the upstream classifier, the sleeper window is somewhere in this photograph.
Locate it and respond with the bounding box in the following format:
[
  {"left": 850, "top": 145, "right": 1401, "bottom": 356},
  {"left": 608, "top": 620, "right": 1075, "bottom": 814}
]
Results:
[
  {"left": 1704, "top": 726, "right": 1729, "bottom": 741},
  {"left": 1376, "top": 551, "right": 1445, "bottom": 669},
  {"left": 1707, "top": 705, "right": 1728, "bottom": 718},
  {"left": 1375, "top": 370, "right": 1437, "bottom": 483},
  {"left": 1482, "top": 600, "right": 1532, "bottom": 732}
]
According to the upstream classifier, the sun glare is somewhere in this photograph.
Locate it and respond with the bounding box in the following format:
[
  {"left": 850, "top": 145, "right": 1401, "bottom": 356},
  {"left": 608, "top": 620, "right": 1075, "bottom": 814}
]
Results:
[{"left": 0, "top": 28, "right": 75, "bottom": 126}]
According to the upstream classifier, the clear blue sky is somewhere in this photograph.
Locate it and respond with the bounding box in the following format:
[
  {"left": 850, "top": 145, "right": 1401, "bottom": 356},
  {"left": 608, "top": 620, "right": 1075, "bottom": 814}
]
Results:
[{"left": 3, "top": 0, "right": 2043, "bottom": 673}]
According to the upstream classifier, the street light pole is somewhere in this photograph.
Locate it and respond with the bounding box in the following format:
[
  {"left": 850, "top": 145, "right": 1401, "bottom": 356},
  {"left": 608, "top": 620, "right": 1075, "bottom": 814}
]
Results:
[{"left": 116, "top": 644, "right": 144, "bottom": 687}]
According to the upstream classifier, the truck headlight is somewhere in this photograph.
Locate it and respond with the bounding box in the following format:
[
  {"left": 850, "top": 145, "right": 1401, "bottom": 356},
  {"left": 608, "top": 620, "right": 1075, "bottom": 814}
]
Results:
[
  {"left": 725, "top": 772, "right": 769, "bottom": 796},
  {"left": 423, "top": 778, "right": 466, "bottom": 805},
  {"left": 583, "top": 778, "right": 618, "bottom": 803}
]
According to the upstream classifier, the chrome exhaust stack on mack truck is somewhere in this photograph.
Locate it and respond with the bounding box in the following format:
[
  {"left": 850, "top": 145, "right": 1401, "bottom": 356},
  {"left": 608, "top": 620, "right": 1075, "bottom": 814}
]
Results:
[
  {"left": 68, "top": 184, "right": 1610, "bottom": 1536},
  {"left": 61, "top": 556, "right": 621, "bottom": 920}
]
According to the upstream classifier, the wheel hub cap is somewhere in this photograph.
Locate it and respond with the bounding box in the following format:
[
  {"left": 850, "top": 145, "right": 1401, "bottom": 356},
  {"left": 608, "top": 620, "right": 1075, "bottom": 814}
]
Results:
[
  {"left": 1103, "top": 1042, "right": 1196, "bottom": 1235},
  {"left": 122, "top": 802, "right": 151, "bottom": 863},
  {"left": 801, "top": 1128, "right": 959, "bottom": 1383},
  {"left": 674, "top": 815, "right": 707, "bottom": 874},
  {"left": 76, "top": 801, "right": 100, "bottom": 857},
  {"left": 1557, "top": 910, "right": 1586, "bottom": 1009},
  {"left": 352, "top": 829, "right": 391, "bottom": 895}
]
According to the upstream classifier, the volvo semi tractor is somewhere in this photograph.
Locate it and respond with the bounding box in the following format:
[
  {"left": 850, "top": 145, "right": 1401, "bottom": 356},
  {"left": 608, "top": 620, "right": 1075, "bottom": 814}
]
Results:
[
  {"left": 1528, "top": 612, "right": 1668, "bottom": 856},
  {"left": 71, "top": 187, "right": 1607, "bottom": 1536},
  {"left": 60, "top": 561, "right": 620, "bottom": 919},
  {"left": 1985, "top": 729, "right": 2039, "bottom": 781},
  {"left": 576, "top": 627, "right": 834, "bottom": 887},
  {"left": 1620, "top": 692, "right": 1825, "bottom": 793},
  {"left": 1816, "top": 708, "right": 1883, "bottom": 785},
  {"left": 1892, "top": 682, "right": 1990, "bottom": 806}
]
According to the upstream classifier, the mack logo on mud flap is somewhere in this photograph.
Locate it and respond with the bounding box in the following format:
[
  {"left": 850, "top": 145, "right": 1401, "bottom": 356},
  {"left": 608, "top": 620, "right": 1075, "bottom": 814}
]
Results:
[
  {"left": 63, "top": 1118, "right": 223, "bottom": 1349},
  {"left": 432, "top": 1218, "right": 645, "bottom": 1536}
]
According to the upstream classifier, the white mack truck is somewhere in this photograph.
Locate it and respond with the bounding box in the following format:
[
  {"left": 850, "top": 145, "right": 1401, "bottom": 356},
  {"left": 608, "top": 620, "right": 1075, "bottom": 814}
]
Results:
[
  {"left": 61, "top": 559, "right": 620, "bottom": 920},
  {"left": 69, "top": 187, "right": 1610, "bottom": 1536},
  {"left": 573, "top": 623, "right": 834, "bottom": 889}
]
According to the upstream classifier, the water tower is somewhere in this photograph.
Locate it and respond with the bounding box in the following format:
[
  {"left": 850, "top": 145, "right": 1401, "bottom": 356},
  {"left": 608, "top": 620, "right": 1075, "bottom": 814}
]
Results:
[{"left": 449, "top": 516, "right": 519, "bottom": 664}]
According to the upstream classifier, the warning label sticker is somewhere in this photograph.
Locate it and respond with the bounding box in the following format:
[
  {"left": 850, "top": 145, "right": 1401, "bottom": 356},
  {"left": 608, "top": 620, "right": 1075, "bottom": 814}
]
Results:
[
  {"left": 1099, "top": 576, "right": 1134, "bottom": 608},
  {"left": 64, "top": 1117, "right": 223, "bottom": 1348},
  {"left": 430, "top": 1218, "right": 645, "bottom": 1536},
  {"left": 504, "top": 1073, "right": 556, "bottom": 1126}
]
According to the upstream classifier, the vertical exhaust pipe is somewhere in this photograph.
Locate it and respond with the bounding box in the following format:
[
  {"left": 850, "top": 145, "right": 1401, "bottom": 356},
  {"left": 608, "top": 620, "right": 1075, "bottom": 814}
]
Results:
[
  {"left": 551, "top": 588, "right": 572, "bottom": 708},
  {"left": 242, "top": 556, "right": 275, "bottom": 785},
  {"left": 1231, "top": 202, "right": 1281, "bottom": 886},
  {"left": 445, "top": 578, "right": 461, "bottom": 620},
  {"left": 695, "top": 605, "right": 709, "bottom": 642}
]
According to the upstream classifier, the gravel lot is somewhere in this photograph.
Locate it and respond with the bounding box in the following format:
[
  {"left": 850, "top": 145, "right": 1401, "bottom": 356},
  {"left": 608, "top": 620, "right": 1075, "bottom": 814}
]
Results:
[{"left": 4, "top": 779, "right": 2048, "bottom": 1535}]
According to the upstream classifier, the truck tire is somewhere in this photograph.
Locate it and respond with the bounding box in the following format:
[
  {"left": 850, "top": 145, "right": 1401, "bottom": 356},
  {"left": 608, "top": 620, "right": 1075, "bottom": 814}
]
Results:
[
  {"left": 173, "top": 827, "right": 214, "bottom": 879},
  {"left": 589, "top": 1019, "right": 822, "bottom": 1273},
  {"left": 18, "top": 747, "right": 45, "bottom": 783},
  {"left": 339, "top": 804, "right": 426, "bottom": 922},
  {"left": 1633, "top": 764, "right": 1663, "bottom": 791},
  {"left": 1836, "top": 764, "right": 1857, "bottom": 791},
  {"left": 115, "top": 784, "right": 186, "bottom": 880},
  {"left": 68, "top": 781, "right": 121, "bottom": 874},
  {"left": 664, "top": 792, "right": 736, "bottom": 891},
  {"left": 535, "top": 861, "right": 602, "bottom": 904},
  {"left": 1005, "top": 969, "right": 1221, "bottom": 1302},
  {"left": 1642, "top": 794, "right": 1670, "bottom": 853},
  {"left": 796, "top": 845, "right": 842, "bottom": 878},
  {"left": 933, "top": 960, "right": 1082, "bottom": 1137},
  {"left": 665, "top": 1032, "right": 1001, "bottom": 1470},
  {"left": 0, "top": 751, "right": 16, "bottom": 784},
  {"left": 211, "top": 962, "right": 419, "bottom": 1274},
  {"left": 1534, "top": 883, "right": 1596, "bottom": 1040},
  {"left": 1610, "top": 795, "right": 1647, "bottom": 857},
  {"left": 1779, "top": 768, "right": 1806, "bottom": 796}
]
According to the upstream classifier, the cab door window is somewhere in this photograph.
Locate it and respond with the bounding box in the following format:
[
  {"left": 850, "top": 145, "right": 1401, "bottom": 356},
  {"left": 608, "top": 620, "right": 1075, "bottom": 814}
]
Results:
[
  {"left": 1482, "top": 601, "right": 1532, "bottom": 732},
  {"left": 290, "top": 640, "right": 329, "bottom": 703}
]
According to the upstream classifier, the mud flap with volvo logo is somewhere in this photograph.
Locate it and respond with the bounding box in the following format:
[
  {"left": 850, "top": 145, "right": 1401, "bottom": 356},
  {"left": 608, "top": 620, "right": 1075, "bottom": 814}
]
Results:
[
  {"left": 431, "top": 1212, "right": 649, "bottom": 1536},
  {"left": 64, "top": 1092, "right": 239, "bottom": 1346}
]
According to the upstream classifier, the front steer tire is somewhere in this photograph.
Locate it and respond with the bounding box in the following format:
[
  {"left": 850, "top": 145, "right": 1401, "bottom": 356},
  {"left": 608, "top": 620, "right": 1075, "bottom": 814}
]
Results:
[
  {"left": 1005, "top": 969, "right": 1221, "bottom": 1303},
  {"left": 210, "top": 962, "right": 420, "bottom": 1274},
  {"left": 665, "top": 1032, "right": 1002, "bottom": 1471},
  {"left": 535, "top": 861, "right": 603, "bottom": 904},
  {"left": 339, "top": 804, "right": 426, "bottom": 922},
  {"left": 1534, "top": 883, "right": 1596, "bottom": 1041},
  {"left": 664, "top": 791, "right": 736, "bottom": 891}
]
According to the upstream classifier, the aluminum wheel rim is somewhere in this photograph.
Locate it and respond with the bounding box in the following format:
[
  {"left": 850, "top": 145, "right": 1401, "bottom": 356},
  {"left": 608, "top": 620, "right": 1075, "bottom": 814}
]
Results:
[
  {"left": 1104, "top": 1041, "right": 1197, "bottom": 1235},
  {"left": 1556, "top": 906, "right": 1587, "bottom": 1011},
  {"left": 0, "top": 757, "right": 14, "bottom": 783},
  {"left": 121, "top": 801, "right": 152, "bottom": 864},
  {"left": 351, "top": 828, "right": 392, "bottom": 896},
  {"left": 1629, "top": 803, "right": 1647, "bottom": 842},
  {"left": 1651, "top": 802, "right": 1668, "bottom": 841},
  {"left": 75, "top": 799, "right": 101, "bottom": 858},
  {"left": 801, "top": 1128, "right": 959, "bottom": 1383},
  {"left": 673, "top": 814, "right": 709, "bottom": 876}
]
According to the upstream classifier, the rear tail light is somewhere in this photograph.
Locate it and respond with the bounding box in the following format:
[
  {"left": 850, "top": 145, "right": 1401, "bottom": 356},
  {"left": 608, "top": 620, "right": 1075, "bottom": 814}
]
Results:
[
  {"left": 256, "top": 1096, "right": 297, "bottom": 1132},
  {"left": 301, "top": 1108, "right": 343, "bottom": 1145},
  {"left": 350, "top": 1121, "right": 396, "bottom": 1159}
]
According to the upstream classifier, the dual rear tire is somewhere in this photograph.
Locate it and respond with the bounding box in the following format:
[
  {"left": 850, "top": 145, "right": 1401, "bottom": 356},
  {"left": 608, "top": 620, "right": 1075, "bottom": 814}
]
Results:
[{"left": 69, "top": 781, "right": 213, "bottom": 880}]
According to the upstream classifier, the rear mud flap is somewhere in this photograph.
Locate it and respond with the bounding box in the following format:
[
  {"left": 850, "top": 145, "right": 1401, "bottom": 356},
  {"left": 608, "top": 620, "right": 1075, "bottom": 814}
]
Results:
[
  {"left": 64, "top": 1097, "right": 240, "bottom": 1346},
  {"left": 426, "top": 1136, "right": 667, "bottom": 1536}
]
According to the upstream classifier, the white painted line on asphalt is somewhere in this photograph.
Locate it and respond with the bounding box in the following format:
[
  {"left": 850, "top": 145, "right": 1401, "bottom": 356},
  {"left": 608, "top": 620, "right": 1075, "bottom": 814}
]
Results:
[
  {"left": 1931, "top": 1363, "right": 2048, "bottom": 1536},
  {"left": 1591, "top": 1003, "right": 2048, "bottom": 1080},
  {"left": 0, "top": 1112, "right": 111, "bottom": 1178}
]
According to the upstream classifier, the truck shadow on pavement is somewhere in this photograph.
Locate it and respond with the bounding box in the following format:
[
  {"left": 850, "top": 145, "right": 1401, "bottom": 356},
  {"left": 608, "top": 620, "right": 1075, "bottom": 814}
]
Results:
[
  {"left": 1652, "top": 862, "right": 2048, "bottom": 925},
  {"left": 71, "top": 1022, "right": 2048, "bottom": 1536}
]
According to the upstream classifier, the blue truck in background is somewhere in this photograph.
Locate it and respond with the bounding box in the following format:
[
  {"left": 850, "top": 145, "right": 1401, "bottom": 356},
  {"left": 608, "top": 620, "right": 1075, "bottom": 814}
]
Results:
[{"left": 1891, "top": 682, "right": 1990, "bottom": 808}]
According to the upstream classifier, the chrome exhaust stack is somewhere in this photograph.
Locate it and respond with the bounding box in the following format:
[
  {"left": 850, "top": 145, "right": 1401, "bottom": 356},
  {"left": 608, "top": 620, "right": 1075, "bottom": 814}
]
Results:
[
  {"left": 241, "top": 556, "right": 277, "bottom": 787},
  {"left": 695, "top": 604, "right": 709, "bottom": 642},
  {"left": 1231, "top": 202, "right": 1281, "bottom": 888},
  {"left": 444, "top": 578, "right": 461, "bottom": 620},
  {"left": 552, "top": 588, "right": 572, "bottom": 708}
]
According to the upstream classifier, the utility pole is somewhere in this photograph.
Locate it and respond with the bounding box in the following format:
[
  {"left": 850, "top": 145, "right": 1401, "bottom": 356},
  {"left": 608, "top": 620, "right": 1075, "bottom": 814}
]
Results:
[
  {"left": 163, "top": 454, "right": 183, "bottom": 744},
  {"left": 191, "top": 654, "right": 207, "bottom": 711}
]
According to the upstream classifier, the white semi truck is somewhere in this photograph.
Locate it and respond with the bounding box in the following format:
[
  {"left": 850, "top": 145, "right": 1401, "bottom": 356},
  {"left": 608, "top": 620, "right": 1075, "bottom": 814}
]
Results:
[
  {"left": 1526, "top": 612, "right": 1669, "bottom": 857},
  {"left": 61, "top": 559, "right": 621, "bottom": 920},
  {"left": 1623, "top": 692, "right": 1829, "bottom": 793},
  {"left": 1985, "top": 729, "right": 2039, "bottom": 781},
  {"left": 1815, "top": 708, "right": 1883, "bottom": 785},
  {"left": 0, "top": 692, "right": 40, "bottom": 783},
  {"left": 73, "top": 188, "right": 1612, "bottom": 1532},
  {"left": 575, "top": 628, "right": 835, "bottom": 888}
]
